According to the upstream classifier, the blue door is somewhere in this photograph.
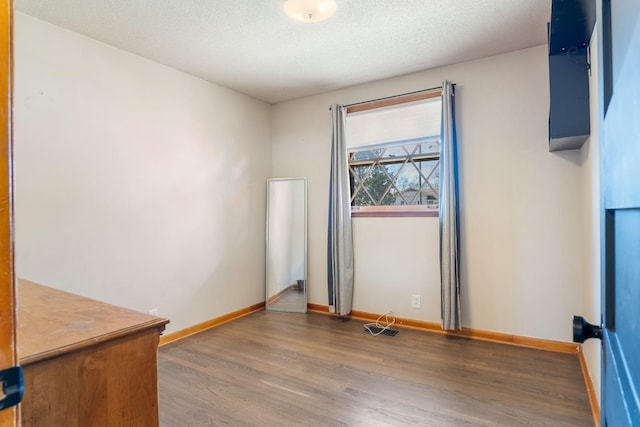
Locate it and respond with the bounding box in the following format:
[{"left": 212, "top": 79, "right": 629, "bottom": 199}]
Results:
[{"left": 599, "top": 0, "right": 640, "bottom": 425}]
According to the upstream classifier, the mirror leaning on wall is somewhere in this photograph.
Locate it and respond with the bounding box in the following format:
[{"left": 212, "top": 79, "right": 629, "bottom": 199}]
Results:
[{"left": 265, "top": 178, "right": 307, "bottom": 313}]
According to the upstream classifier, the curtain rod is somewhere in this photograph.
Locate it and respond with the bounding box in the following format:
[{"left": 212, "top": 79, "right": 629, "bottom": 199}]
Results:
[
  {"left": 328, "top": 84, "right": 449, "bottom": 111},
  {"left": 343, "top": 85, "right": 443, "bottom": 109}
]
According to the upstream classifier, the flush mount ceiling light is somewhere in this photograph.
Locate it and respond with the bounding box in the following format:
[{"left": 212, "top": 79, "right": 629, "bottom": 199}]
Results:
[{"left": 284, "top": 0, "right": 337, "bottom": 23}]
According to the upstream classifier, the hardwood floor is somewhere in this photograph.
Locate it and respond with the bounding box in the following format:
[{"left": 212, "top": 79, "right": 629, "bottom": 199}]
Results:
[{"left": 158, "top": 311, "right": 593, "bottom": 426}]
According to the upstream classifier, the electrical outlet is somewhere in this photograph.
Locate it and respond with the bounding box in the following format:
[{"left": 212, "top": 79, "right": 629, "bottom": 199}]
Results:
[
  {"left": 148, "top": 308, "right": 159, "bottom": 316},
  {"left": 411, "top": 294, "right": 421, "bottom": 309}
]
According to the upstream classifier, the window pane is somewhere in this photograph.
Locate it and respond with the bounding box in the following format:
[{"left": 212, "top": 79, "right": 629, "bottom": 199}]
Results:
[
  {"left": 394, "top": 165, "right": 418, "bottom": 193},
  {"left": 351, "top": 150, "right": 376, "bottom": 161},
  {"left": 416, "top": 140, "right": 440, "bottom": 155},
  {"left": 367, "top": 164, "right": 395, "bottom": 205},
  {"left": 350, "top": 164, "right": 372, "bottom": 204},
  {"left": 348, "top": 140, "right": 440, "bottom": 210},
  {"left": 383, "top": 145, "right": 409, "bottom": 159}
]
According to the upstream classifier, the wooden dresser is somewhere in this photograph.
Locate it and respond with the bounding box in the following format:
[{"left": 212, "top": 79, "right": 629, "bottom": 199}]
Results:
[{"left": 17, "top": 279, "right": 169, "bottom": 427}]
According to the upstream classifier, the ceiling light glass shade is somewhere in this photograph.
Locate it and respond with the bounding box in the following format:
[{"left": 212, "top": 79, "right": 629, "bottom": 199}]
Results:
[{"left": 284, "top": 0, "right": 337, "bottom": 23}]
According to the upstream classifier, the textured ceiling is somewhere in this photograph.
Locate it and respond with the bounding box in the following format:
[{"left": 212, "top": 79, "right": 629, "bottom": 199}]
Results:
[{"left": 14, "top": 0, "right": 551, "bottom": 104}]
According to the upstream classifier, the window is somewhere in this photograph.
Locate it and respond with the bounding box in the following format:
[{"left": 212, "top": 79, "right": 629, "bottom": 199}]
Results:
[{"left": 346, "top": 91, "right": 442, "bottom": 217}]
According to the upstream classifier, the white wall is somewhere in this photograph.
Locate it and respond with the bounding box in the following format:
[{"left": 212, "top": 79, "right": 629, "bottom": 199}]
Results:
[
  {"left": 14, "top": 13, "right": 272, "bottom": 335},
  {"left": 14, "top": 11, "right": 599, "bottom": 353},
  {"left": 272, "top": 45, "right": 589, "bottom": 342}
]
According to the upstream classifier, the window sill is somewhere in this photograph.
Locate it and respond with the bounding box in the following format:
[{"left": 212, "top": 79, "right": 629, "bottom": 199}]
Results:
[{"left": 351, "top": 206, "right": 439, "bottom": 218}]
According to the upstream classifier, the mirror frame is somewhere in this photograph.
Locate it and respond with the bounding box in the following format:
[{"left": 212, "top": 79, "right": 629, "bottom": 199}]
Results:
[{"left": 265, "top": 177, "right": 307, "bottom": 313}]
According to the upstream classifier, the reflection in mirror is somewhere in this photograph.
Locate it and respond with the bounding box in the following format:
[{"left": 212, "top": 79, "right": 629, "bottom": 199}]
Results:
[{"left": 266, "top": 178, "right": 307, "bottom": 313}]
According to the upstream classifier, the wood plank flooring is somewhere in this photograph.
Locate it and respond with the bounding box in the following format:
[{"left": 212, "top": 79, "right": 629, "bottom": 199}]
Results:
[{"left": 158, "top": 311, "right": 593, "bottom": 426}]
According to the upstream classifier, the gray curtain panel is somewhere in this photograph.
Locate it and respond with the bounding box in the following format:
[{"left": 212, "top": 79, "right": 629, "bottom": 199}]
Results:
[
  {"left": 327, "top": 105, "right": 354, "bottom": 316},
  {"left": 439, "top": 81, "right": 462, "bottom": 330}
]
